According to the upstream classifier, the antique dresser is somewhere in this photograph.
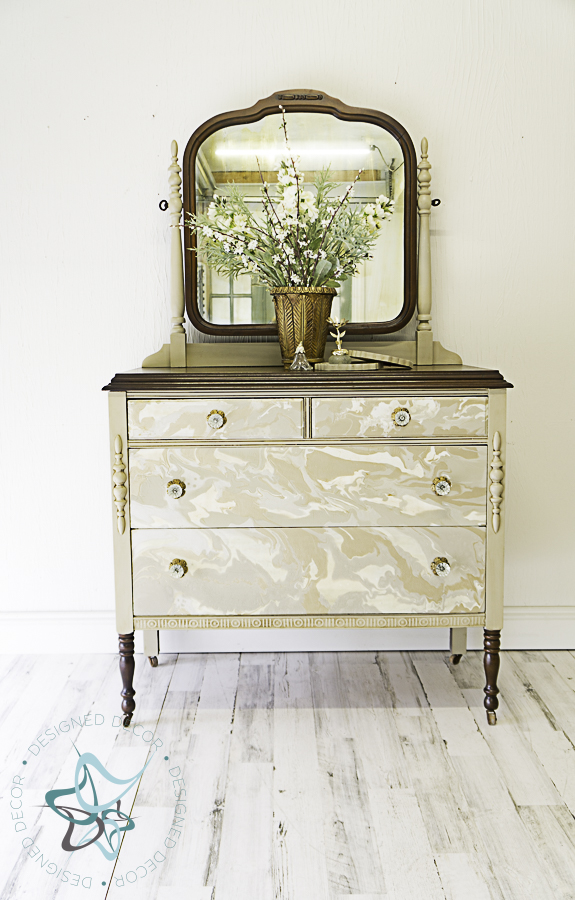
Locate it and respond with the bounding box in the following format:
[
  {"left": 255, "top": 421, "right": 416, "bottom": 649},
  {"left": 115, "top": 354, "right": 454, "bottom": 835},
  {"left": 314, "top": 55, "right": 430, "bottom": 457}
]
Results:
[{"left": 104, "top": 90, "right": 512, "bottom": 727}]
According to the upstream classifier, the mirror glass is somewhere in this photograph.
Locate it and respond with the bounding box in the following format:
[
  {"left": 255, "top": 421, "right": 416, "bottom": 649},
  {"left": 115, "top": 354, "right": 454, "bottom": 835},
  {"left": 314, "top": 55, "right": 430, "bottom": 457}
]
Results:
[{"left": 194, "top": 112, "right": 405, "bottom": 326}]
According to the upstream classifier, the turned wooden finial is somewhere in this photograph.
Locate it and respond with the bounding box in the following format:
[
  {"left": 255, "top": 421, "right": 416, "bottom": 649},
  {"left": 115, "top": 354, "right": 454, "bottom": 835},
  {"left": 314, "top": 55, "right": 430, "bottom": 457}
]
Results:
[
  {"left": 417, "top": 137, "right": 432, "bottom": 221},
  {"left": 416, "top": 137, "right": 433, "bottom": 364},
  {"left": 168, "top": 140, "right": 184, "bottom": 258},
  {"left": 168, "top": 139, "right": 186, "bottom": 365}
]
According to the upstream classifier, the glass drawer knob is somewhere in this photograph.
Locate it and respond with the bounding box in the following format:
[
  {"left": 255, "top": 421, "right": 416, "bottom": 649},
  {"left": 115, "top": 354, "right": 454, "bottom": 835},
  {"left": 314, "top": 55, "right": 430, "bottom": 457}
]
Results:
[
  {"left": 207, "top": 409, "right": 226, "bottom": 430},
  {"left": 167, "top": 479, "right": 186, "bottom": 499},
  {"left": 169, "top": 559, "right": 188, "bottom": 579},
  {"left": 432, "top": 476, "right": 452, "bottom": 496},
  {"left": 431, "top": 557, "right": 451, "bottom": 577},
  {"left": 392, "top": 407, "right": 411, "bottom": 427}
]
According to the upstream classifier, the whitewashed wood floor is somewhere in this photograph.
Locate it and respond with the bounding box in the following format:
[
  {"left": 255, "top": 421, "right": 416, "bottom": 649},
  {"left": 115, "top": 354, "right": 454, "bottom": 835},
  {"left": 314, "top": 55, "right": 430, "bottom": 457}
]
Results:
[{"left": 2, "top": 650, "right": 575, "bottom": 899}]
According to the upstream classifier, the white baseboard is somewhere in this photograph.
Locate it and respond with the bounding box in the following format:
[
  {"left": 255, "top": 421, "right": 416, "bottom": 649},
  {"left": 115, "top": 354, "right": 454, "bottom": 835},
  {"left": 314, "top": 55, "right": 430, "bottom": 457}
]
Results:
[{"left": 1, "top": 607, "right": 575, "bottom": 654}]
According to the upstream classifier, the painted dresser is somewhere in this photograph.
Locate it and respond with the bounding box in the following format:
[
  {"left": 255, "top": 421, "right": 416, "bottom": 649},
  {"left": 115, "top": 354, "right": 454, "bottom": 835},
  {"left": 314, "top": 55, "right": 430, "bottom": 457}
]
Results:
[
  {"left": 104, "top": 363, "right": 511, "bottom": 726},
  {"left": 105, "top": 89, "right": 512, "bottom": 727}
]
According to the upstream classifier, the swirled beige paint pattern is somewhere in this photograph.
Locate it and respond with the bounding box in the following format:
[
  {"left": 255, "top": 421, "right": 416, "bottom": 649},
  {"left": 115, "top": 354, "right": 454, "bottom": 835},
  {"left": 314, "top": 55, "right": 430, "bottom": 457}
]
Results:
[
  {"left": 132, "top": 526, "right": 485, "bottom": 618},
  {"left": 127, "top": 398, "right": 303, "bottom": 440},
  {"left": 312, "top": 396, "right": 487, "bottom": 437},
  {"left": 129, "top": 444, "right": 487, "bottom": 528}
]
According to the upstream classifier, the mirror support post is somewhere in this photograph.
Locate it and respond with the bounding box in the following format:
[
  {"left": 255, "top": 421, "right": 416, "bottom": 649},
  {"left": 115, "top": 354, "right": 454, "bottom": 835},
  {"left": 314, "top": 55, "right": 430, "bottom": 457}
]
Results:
[
  {"left": 416, "top": 138, "right": 433, "bottom": 365},
  {"left": 169, "top": 140, "right": 187, "bottom": 367}
]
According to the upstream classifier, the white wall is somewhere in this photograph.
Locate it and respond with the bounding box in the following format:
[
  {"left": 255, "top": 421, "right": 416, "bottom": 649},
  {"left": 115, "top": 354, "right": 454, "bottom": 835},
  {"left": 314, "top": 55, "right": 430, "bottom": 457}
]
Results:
[{"left": 1, "top": 0, "right": 574, "bottom": 652}]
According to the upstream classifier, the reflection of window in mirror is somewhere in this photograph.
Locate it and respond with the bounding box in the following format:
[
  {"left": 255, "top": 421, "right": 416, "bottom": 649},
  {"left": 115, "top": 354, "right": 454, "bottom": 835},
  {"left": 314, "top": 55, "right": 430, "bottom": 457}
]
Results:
[{"left": 194, "top": 112, "right": 405, "bottom": 327}]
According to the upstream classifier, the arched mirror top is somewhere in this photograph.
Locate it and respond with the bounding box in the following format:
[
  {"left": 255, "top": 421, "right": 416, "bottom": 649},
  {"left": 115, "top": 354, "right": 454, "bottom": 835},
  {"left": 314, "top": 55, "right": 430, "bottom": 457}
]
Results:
[{"left": 182, "top": 90, "right": 417, "bottom": 337}]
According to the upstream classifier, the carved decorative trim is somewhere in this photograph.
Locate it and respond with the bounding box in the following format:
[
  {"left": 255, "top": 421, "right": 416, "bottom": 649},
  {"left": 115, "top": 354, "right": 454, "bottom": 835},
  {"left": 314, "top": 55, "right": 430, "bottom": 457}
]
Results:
[
  {"left": 134, "top": 614, "right": 486, "bottom": 631},
  {"left": 112, "top": 435, "right": 127, "bottom": 534},
  {"left": 489, "top": 431, "right": 504, "bottom": 533},
  {"left": 169, "top": 140, "right": 185, "bottom": 337},
  {"left": 416, "top": 137, "right": 432, "bottom": 335},
  {"left": 277, "top": 92, "right": 323, "bottom": 101}
]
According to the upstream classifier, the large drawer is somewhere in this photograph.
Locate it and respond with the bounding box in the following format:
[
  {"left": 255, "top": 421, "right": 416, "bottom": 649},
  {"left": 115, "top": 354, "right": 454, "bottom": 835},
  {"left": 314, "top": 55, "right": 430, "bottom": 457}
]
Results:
[
  {"left": 312, "top": 396, "right": 487, "bottom": 438},
  {"left": 132, "top": 526, "right": 485, "bottom": 618},
  {"left": 129, "top": 444, "right": 487, "bottom": 528},
  {"left": 128, "top": 398, "right": 303, "bottom": 440}
]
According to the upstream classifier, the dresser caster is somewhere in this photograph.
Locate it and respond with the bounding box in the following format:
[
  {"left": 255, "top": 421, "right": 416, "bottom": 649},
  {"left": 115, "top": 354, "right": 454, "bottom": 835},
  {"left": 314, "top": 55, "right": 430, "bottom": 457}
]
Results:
[
  {"left": 123, "top": 713, "right": 133, "bottom": 728},
  {"left": 487, "top": 710, "right": 497, "bottom": 726},
  {"left": 450, "top": 654, "right": 462, "bottom": 665},
  {"left": 148, "top": 656, "right": 158, "bottom": 668}
]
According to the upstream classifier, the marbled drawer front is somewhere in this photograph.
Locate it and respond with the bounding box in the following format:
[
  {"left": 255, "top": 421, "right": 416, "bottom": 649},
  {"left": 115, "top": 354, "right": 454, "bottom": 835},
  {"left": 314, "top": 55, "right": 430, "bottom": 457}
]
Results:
[
  {"left": 129, "top": 444, "right": 487, "bottom": 528},
  {"left": 127, "top": 398, "right": 303, "bottom": 440},
  {"left": 312, "top": 396, "right": 487, "bottom": 438},
  {"left": 132, "top": 526, "right": 485, "bottom": 618}
]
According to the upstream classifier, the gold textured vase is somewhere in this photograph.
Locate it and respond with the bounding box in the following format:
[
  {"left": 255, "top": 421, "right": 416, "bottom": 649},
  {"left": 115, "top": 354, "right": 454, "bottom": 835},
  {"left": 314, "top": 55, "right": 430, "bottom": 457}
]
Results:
[{"left": 270, "top": 286, "right": 337, "bottom": 369}]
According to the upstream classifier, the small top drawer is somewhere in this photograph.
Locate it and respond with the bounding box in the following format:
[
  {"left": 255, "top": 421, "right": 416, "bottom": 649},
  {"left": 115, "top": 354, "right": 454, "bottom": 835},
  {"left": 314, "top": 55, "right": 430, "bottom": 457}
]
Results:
[
  {"left": 312, "top": 396, "right": 487, "bottom": 438},
  {"left": 128, "top": 398, "right": 304, "bottom": 440}
]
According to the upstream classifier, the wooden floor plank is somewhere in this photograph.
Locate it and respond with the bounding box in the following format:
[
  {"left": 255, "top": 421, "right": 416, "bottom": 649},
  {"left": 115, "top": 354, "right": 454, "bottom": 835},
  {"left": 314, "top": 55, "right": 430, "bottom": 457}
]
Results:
[
  {"left": 273, "top": 653, "right": 330, "bottom": 900},
  {"left": 492, "top": 654, "right": 575, "bottom": 815},
  {"left": 382, "top": 655, "right": 484, "bottom": 858},
  {"left": 337, "top": 653, "right": 410, "bottom": 790},
  {"left": 544, "top": 650, "right": 575, "bottom": 689},
  {"left": 469, "top": 707, "right": 562, "bottom": 806},
  {"left": 457, "top": 687, "right": 564, "bottom": 900},
  {"left": 214, "top": 761, "right": 274, "bottom": 900},
  {"left": 310, "top": 652, "right": 387, "bottom": 896},
  {"left": 389, "top": 655, "right": 510, "bottom": 898},
  {"left": 375, "top": 651, "right": 429, "bottom": 715},
  {"left": 134, "top": 652, "right": 207, "bottom": 808},
  {"left": 132, "top": 653, "right": 240, "bottom": 895},
  {"left": 208, "top": 654, "right": 275, "bottom": 898},
  {"left": 454, "top": 653, "right": 575, "bottom": 809},
  {"left": 511, "top": 651, "right": 575, "bottom": 742},
  {"left": 517, "top": 805, "right": 575, "bottom": 900},
  {"left": 228, "top": 660, "right": 274, "bottom": 764},
  {"left": 434, "top": 853, "right": 494, "bottom": 900},
  {"left": 411, "top": 653, "right": 490, "bottom": 757},
  {"left": 336, "top": 654, "right": 447, "bottom": 898},
  {"left": 0, "top": 654, "right": 86, "bottom": 778}
]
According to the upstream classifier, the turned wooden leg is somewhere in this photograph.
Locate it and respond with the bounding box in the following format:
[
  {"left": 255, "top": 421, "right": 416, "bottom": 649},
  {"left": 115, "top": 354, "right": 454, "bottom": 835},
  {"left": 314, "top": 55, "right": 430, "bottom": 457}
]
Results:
[
  {"left": 119, "top": 632, "right": 136, "bottom": 727},
  {"left": 483, "top": 628, "right": 501, "bottom": 725}
]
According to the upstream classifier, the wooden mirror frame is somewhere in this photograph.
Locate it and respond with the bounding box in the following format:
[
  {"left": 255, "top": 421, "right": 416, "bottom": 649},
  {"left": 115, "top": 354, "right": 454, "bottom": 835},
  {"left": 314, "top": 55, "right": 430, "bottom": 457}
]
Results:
[{"left": 182, "top": 89, "right": 417, "bottom": 337}]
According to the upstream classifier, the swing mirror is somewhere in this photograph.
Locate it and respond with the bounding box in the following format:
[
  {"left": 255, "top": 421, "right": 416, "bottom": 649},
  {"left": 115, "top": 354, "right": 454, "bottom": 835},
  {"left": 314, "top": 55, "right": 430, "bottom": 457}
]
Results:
[{"left": 182, "top": 90, "right": 417, "bottom": 337}]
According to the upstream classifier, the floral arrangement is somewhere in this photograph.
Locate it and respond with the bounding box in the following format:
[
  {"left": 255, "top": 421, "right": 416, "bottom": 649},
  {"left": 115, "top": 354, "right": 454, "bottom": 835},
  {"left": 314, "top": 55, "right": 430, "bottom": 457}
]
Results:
[{"left": 187, "top": 111, "right": 394, "bottom": 291}]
